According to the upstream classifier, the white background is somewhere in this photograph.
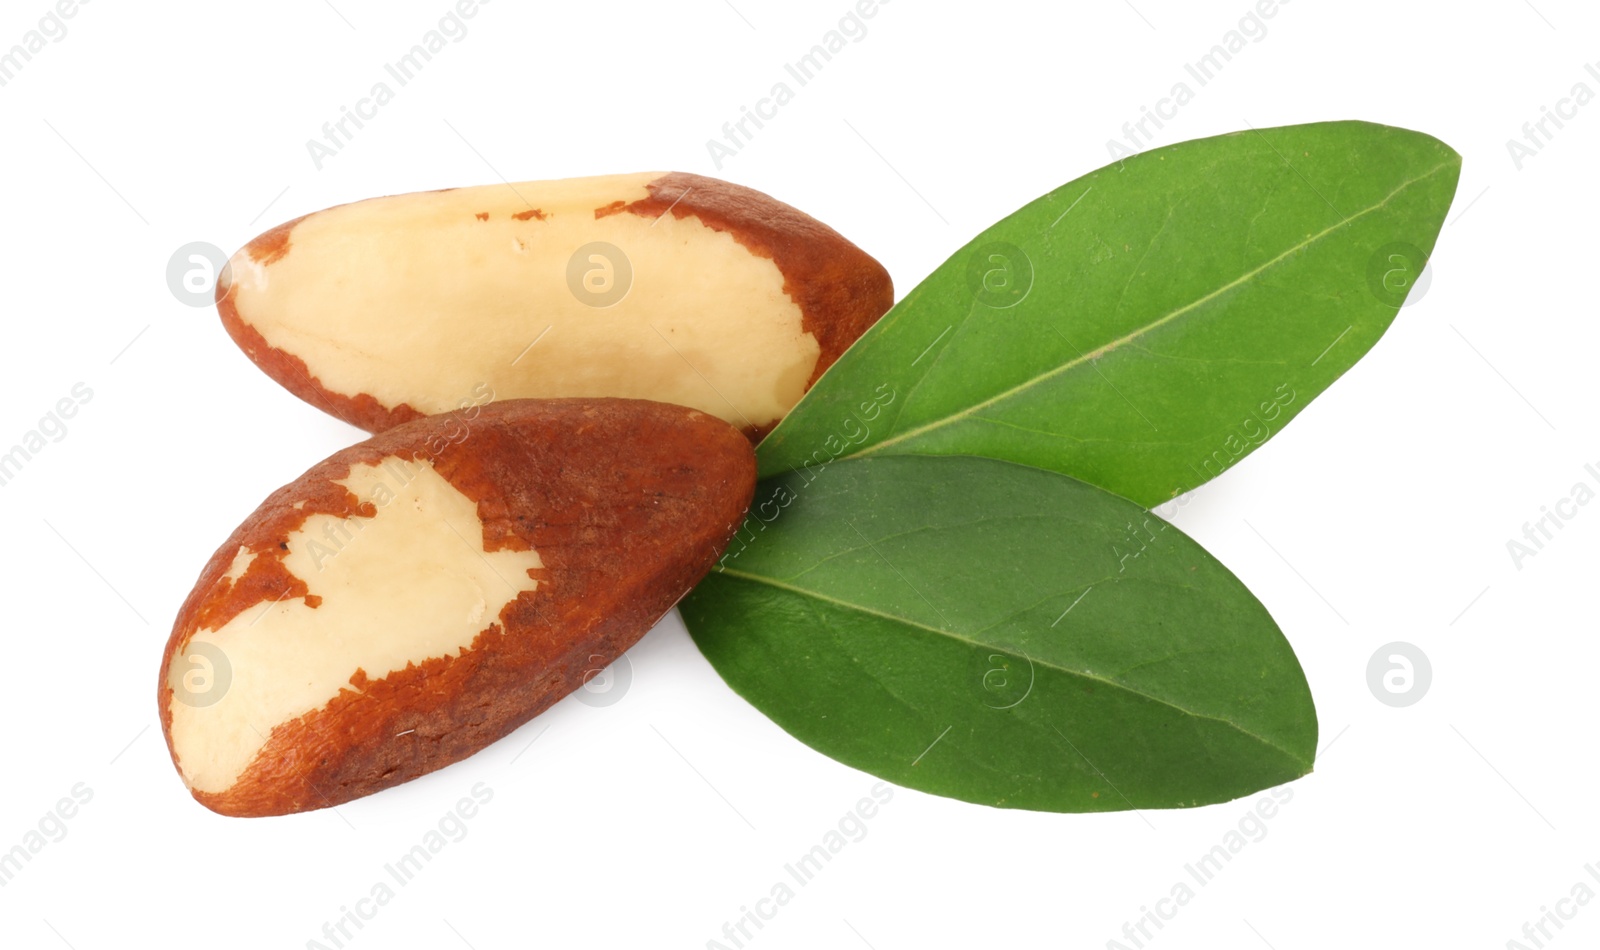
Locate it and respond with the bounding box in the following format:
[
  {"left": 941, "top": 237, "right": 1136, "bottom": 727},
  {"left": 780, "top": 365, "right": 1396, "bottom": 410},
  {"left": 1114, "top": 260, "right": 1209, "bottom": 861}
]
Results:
[{"left": 0, "top": 0, "right": 1594, "bottom": 947}]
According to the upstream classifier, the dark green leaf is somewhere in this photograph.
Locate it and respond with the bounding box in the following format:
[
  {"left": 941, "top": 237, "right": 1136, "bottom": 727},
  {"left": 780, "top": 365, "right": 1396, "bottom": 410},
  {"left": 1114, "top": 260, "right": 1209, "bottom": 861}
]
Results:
[
  {"left": 681, "top": 456, "right": 1317, "bottom": 812},
  {"left": 758, "top": 121, "right": 1461, "bottom": 506}
]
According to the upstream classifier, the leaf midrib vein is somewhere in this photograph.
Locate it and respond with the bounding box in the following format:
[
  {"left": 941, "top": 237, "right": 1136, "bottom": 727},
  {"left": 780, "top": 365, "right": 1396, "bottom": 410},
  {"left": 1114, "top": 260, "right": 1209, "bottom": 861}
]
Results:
[
  {"left": 715, "top": 566, "right": 1310, "bottom": 768},
  {"left": 782, "top": 512, "right": 1127, "bottom": 583},
  {"left": 854, "top": 159, "right": 1457, "bottom": 459}
]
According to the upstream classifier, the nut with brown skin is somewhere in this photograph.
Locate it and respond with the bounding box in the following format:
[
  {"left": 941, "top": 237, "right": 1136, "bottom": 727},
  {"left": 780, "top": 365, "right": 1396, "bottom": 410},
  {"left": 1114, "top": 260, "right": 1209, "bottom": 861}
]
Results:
[
  {"left": 158, "top": 398, "right": 756, "bottom": 817},
  {"left": 217, "top": 172, "right": 894, "bottom": 440}
]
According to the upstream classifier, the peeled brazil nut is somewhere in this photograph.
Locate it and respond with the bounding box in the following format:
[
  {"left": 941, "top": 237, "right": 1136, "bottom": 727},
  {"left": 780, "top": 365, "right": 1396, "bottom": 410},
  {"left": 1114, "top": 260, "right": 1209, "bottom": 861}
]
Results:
[
  {"left": 217, "top": 171, "right": 894, "bottom": 439},
  {"left": 158, "top": 398, "right": 756, "bottom": 817}
]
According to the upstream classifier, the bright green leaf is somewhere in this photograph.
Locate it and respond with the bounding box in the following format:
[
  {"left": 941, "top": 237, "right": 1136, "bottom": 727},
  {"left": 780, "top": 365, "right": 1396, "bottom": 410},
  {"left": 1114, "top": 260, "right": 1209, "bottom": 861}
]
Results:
[
  {"left": 758, "top": 121, "right": 1461, "bottom": 506},
  {"left": 681, "top": 456, "right": 1317, "bottom": 812}
]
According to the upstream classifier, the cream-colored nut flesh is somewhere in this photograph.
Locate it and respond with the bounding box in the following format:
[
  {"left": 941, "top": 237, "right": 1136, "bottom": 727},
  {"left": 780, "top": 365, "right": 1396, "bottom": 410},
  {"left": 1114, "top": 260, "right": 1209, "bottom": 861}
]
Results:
[
  {"left": 167, "top": 458, "right": 542, "bottom": 794},
  {"left": 223, "top": 172, "right": 820, "bottom": 431},
  {"left": 219, "top": 546, "right": 256, "bottom": 585}
]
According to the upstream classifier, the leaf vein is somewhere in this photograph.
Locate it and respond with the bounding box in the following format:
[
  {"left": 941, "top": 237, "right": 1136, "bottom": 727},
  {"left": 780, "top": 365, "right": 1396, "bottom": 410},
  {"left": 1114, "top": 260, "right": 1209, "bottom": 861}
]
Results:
[
  {"left": 715, "top": 567, "right": 1310, "bottom": 767},
  {"left": 853, "top": 159, "right": 1458, "bottom": 459}
]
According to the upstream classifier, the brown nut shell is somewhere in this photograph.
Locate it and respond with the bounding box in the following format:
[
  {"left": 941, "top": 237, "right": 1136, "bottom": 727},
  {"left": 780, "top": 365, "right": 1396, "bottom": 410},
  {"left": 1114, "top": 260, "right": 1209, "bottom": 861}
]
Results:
[{"left": 158, "top": 398, "right": 756, "bottom": 817}]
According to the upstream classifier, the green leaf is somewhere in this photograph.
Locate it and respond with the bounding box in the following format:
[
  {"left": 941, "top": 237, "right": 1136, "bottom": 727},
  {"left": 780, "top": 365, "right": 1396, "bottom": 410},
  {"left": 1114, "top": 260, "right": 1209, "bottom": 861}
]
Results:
[
  {"left": 758, "top": 121, "right": 1461, "bottom": 506},
  {"left": 681, "top": 455, "right": 1317, "bottom": 812}
]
